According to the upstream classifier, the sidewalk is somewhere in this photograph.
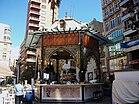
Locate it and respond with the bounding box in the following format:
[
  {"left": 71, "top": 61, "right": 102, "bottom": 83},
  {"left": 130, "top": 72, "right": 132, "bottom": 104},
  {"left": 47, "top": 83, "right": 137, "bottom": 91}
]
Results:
[
  {"left": 34, "top": 96, "right": 111, "bottom": 104},
  {"left": 86, "top": 96, "right": 111, "bottom": 104}
]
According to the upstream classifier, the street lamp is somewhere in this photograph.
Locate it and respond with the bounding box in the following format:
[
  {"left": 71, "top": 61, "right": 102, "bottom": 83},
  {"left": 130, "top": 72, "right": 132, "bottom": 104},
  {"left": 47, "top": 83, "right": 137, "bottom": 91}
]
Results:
[
  {"left": 79, "top": 32, "right": 85, "bottom": 83},
  {"left": 16, "top": 57, "right": 21, "bottom": 83}
]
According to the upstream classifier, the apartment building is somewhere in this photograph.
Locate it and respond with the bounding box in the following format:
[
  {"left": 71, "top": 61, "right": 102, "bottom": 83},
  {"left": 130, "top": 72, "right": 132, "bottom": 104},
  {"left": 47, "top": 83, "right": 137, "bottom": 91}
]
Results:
[
  {"left": 0, "top": 23, "right": 12, "bottom": 66},
  {"left": 120, "top": 0, "right": 139, "bottom": 69},
  {"left": 20, "top": 0, "right": 58, "bottom": 77},
  {"left": 101, "top": 0, "right": 127, "bottom": 71}
]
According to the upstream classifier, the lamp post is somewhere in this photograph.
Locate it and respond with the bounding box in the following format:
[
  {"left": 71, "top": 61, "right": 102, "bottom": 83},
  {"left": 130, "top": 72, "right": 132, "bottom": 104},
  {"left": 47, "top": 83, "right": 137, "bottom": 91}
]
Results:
[
  {"left": 79, "top": 32, "right": 85, "bottom": 83},
  {"left": 40, "top": 34, "right": 44, "bottom": 83},
  {"left": 16, "top": 57, "right": 21, "bottom": 83}
]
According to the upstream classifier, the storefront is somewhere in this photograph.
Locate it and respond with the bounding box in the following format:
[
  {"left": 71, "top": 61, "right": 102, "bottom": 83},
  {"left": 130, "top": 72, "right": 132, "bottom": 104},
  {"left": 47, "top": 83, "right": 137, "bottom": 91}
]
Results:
[{"left": 121, "top": 38, "right": 139, "bottom": 69}]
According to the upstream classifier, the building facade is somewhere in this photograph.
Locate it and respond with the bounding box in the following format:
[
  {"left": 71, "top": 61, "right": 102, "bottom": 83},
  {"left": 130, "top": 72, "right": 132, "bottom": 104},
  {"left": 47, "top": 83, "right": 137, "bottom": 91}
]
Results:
[
  {"left": 20, "top": 0, "right": 59, "bottom": 81},
  {"left": 120, "top": 0, "right": 139, "bottom": 69},
  {"left": 101, "top": 0, "right": 127, "bottom": 71},
  {"left": 0, "top": 23, "right": 12, "bottom": 66}
]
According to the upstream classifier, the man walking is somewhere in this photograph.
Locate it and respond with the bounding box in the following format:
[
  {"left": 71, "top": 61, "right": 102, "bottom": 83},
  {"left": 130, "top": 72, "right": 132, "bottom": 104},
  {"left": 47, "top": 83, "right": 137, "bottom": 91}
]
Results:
[{"left": 14, "top": 80, "right": 24, "bottom": 104}]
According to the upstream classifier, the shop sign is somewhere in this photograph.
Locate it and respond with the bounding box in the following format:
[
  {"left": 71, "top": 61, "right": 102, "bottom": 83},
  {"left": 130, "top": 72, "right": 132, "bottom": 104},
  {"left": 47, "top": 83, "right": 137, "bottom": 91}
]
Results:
[
  {"left": 121, "top": 38, "right": 139, "bottom": 48},
  {"left": 129, "top": 59, "right": 139, "bottom": 64}
]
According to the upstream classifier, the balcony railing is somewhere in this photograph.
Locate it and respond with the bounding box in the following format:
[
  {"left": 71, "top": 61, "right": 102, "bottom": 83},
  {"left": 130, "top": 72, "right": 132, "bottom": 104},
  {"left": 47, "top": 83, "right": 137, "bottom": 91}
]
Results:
[
  {"left": 26, "top": 58, "right": 36, "bottom": 63},
  {"left": 30, "top": 0, "right": 40, "bottom": 2},
  {"left": 30, "top": 10, "right": 40, "bottom": 15},
  {"left": 122, "top": 12, "right": 133, "bottom": 21},
  {"left": 27, "top": 50, "right": 36, "bottom": 55},
  {"left": 120, "top": 0, "right": 133, "bottom": 7},
  {"left": 123, "top": 28, "right": 137, "bottom": 36},
  {"left": 29, "top": 23, "right": 39, "bottom": 27},
  {"left": 29, "top": 17, "right": 39, "bottom": 21},
  {"left": 30, "top": 4, "right": 40, "bottom": 9}
]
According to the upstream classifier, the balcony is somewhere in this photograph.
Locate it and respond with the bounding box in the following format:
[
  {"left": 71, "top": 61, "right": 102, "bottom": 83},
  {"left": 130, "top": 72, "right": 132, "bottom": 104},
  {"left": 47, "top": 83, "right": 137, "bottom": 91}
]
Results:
[
  {"left": 29, "top": 17, "right": 39, "bottom": 21},
  {"left": 26, "top": 58, "right": 36, "bottom": 63},
  {"left": 30, "top": 0, "right": 40, "bottom": 2},
  {"left": 122, "top": 8, "right": 134, "bottom": 21},
  {"left": 120, "top": 0, "right": 133, "bottom": 7},
  {"left": 123, "top": 28, "right": 137, "bottom": 36},
  {"left": 122, "top": 13, "right": 130, "bottom": 21},
  {"left": 30, "top": 10, "right": 40, "bottom": 15},
  {"left": 29, "top": 23, "right": 39, "bottom": 28},
  {"left": 102, "top": 0, "right": 112, "bottom": 9},
  {"left": 30, "top": 4, "right": 40, "bottom": 9},
  {"left": 27, "top": 50, "right": 36, "bottom": 55}
]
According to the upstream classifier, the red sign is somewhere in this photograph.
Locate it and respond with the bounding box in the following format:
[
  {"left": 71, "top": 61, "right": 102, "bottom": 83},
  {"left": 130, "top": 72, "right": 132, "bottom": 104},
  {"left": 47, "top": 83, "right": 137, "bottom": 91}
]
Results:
[{"left": 129, "top": 59, "right": 139, "bottom": 64}]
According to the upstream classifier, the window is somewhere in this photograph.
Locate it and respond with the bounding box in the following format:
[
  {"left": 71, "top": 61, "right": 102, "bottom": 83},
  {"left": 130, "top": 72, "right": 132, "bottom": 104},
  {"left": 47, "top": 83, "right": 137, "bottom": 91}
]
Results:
[
  {"left": 4, "top": 36, "right": 6, "bottom": 41},
  {"left": 105, "top": 22, "right": 109, "bottom": 31},
  {"left": 109, "top": 7, "right": 112, "bottom": 14},
  {"left": 42, "top": 0, "right": 46, "bottom": 3},
  {"left": 3, "top": 44, "right": 7, "bottom": 51},
  {"left": 2, "top": 53, "right": 6, "bottom": 60},
  {"left": 104, "top": 10, "right": 109, "bottom": 19},
  {"left": 107, "top": 28, "right": 123, "bottom": 41},
  {"left": 115, "top": 2, "right": 120, "bottom": 10},
  {"left": 118, "top": 15, "right": 122, "bottom": 24},
  {"left": 7, "top": 36, "right": 10, "bottom": 40},
  {"left": 40, "top": 16, "right": 46, "bottom": 21},
  {"left": 3, "top": 36, "right": 10, "bottom": 41},
  {"left": 40, "top": 10, "right": 46, "bottom": 15},
  {"left": 109, "top": 43, "right": 122, "bottom": 56},
  {"left": 40, "top": 22, "right": 46, "bottom": 27},
  {"left": 41, "top": 5, "right": 46, "bottom": 9},
  {"left": 113, "top": 18, "right": 116, "bottom": 27},
  {"left": 110, "top": 18, "right": 116, "bottom": 29},
  {"left": 110, "top": 20, "right": 113, "bottom": 28},
  {"left": 4, "top": 28, "right": 11, "bottom": 34}
]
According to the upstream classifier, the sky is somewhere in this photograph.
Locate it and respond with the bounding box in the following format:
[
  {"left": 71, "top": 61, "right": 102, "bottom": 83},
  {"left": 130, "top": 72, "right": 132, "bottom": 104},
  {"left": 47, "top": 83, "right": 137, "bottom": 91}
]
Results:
[{"left": 0, "top": 0, "right": 103, "bottom": 48}]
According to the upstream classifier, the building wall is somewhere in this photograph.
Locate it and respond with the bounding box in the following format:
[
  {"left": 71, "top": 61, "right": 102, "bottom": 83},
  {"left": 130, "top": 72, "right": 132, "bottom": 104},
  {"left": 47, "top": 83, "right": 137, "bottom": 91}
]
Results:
[
  {"left": 20, "top": 0, "right": 59, "bottom": 74},
  {"left": 101, "top": 0, "right": 127, "bottom": 71},
  {"left": 120, "top": 0, "right": 139, "bottom": 69},
  {"left": 0, "top": 23, "right": 12, "bottom": 66},
  {"left": 88, "top": 18, "right": 104, "bottom": 33}
]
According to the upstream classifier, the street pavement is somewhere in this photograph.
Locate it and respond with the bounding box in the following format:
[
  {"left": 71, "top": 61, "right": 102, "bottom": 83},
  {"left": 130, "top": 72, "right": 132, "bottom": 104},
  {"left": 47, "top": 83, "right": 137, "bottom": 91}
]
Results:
[
  {"left": 0, "top": 87, "right": 111, "bottom": 104},
  {"left": 34, "top": 96, "right": 111, "bottom": 104}
]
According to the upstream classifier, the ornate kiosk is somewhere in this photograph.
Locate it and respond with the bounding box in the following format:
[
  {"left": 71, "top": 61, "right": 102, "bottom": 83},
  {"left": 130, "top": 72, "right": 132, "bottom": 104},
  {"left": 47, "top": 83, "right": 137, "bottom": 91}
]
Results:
[{"left": 26, "top": 16, "right": 111, "bottom": 103}]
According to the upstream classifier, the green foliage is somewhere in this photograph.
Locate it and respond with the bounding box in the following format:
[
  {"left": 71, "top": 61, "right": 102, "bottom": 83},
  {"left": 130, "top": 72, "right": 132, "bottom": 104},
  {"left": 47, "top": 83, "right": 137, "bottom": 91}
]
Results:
[{"left": 21, "top": 69, "right": 35, "bottom": 84}]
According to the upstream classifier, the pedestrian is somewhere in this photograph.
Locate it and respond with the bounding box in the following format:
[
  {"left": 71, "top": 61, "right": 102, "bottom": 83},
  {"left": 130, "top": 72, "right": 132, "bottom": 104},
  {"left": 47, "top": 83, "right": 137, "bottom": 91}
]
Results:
[{"left": 14, "top": 80, "right": 24, "bottom": 104}]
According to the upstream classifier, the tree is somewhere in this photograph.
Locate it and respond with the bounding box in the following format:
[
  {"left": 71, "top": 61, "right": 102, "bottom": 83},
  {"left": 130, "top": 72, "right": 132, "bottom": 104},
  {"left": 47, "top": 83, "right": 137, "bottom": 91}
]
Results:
[
  {"left": 48, "top": 0, "right": 61, "bottom": 23},
  {"left": 21, "top": 69, "right": 35, "bottom": 84}
]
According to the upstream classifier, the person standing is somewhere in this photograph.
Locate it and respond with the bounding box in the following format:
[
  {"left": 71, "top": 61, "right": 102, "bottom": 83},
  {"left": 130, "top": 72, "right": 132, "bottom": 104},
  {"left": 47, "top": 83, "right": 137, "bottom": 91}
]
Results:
[{"left": 14, "top": 80, "right": 24, "bottom": 104}]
